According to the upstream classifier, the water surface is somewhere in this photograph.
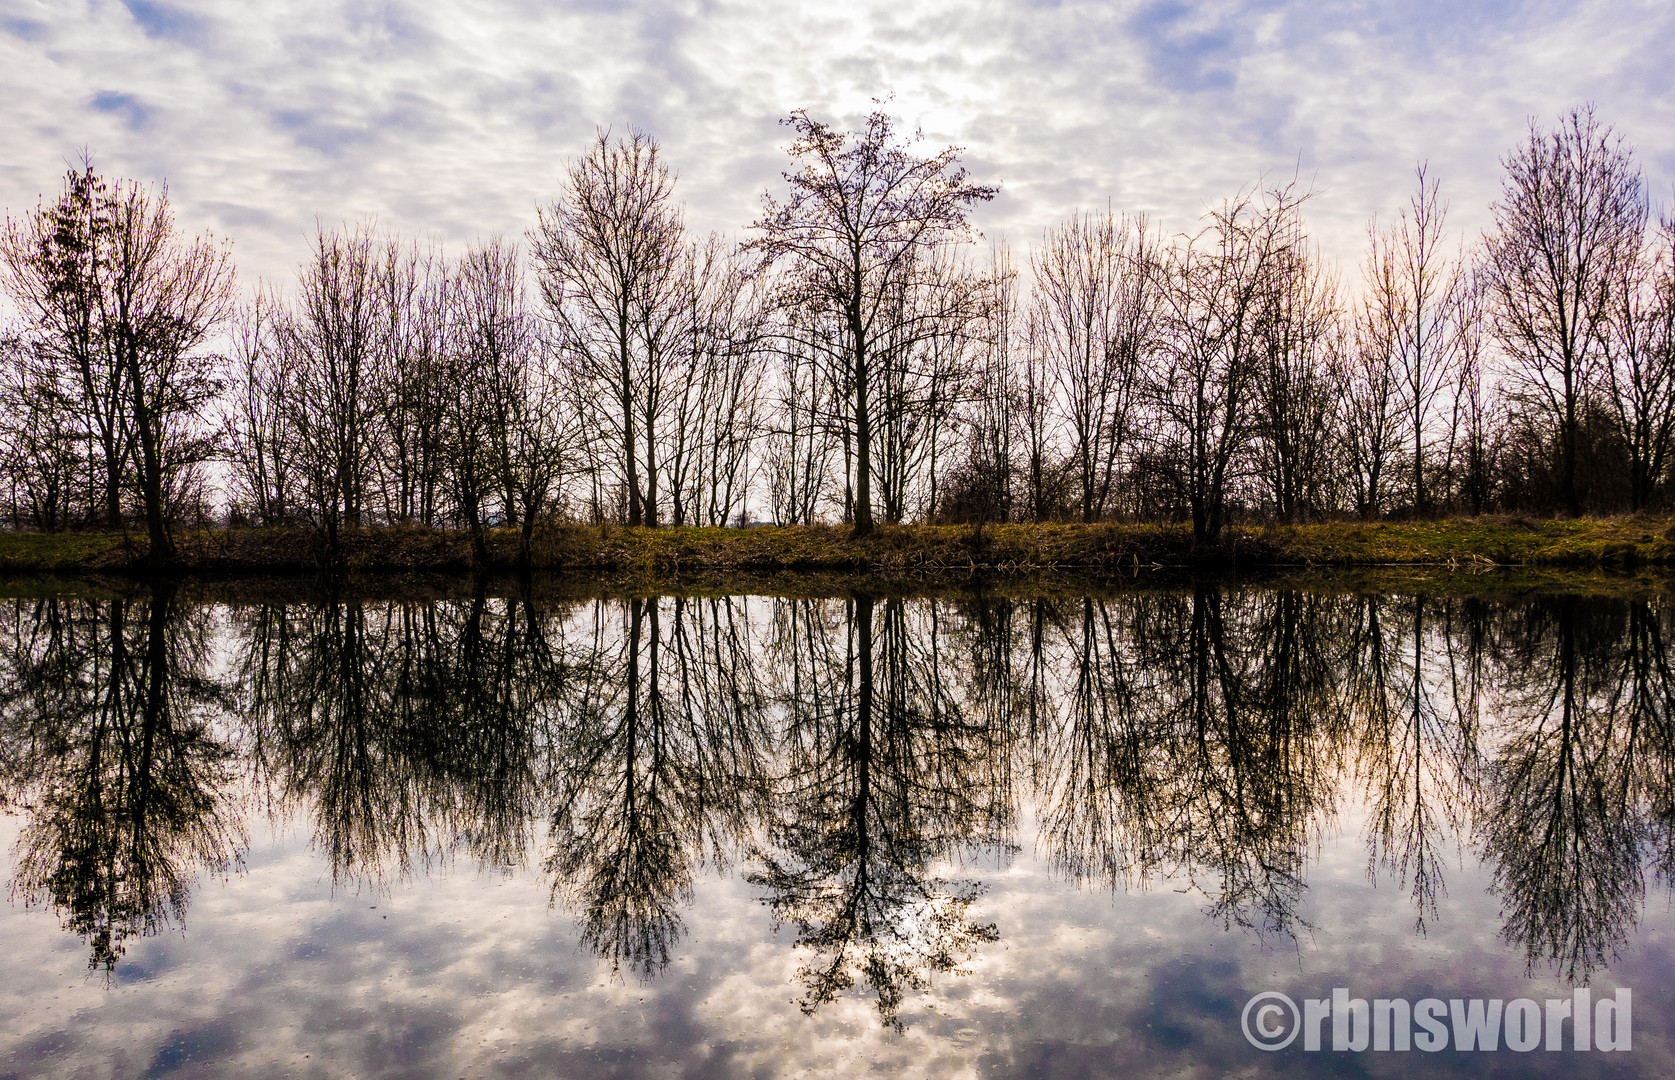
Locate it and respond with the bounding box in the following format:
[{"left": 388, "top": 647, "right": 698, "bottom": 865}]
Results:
[{"left": 1, "top": 580, "right": 1672, "bottom": 1077}]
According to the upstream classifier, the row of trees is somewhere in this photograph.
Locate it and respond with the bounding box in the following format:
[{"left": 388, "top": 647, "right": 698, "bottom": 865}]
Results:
[
  {"left": 0, "top": 168, "right": 233, "bottom": 561},
  {"left": 226, "top": 228, "right": 569, "bottom": 566},
  {"left": 4, "top": 106, "right": 1673, "bottom": 558}
]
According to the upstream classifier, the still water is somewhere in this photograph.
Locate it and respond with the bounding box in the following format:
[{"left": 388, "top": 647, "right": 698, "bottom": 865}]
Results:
[{"left": 1, "top": 579, "right": 1672, "bottom": 1077}]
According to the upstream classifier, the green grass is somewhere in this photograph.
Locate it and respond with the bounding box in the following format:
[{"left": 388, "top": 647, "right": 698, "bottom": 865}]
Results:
[
  {"left": 4, "top": 515, "right": 1675, "bottom": 580},
  {"left": 0, "top": 531, "right": 133, "bottom": 573},
  {"left": 1256, "top": 515, "right": 1675, "bottom": 567}
]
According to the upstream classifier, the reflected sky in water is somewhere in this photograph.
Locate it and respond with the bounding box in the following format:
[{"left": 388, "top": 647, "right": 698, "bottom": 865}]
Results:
[{"left": 2, "top": 581, "right": 1674, "bottom": 1077}]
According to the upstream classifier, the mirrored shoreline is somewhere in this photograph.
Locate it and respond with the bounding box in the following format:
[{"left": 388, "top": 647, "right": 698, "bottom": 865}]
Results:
[{"left": 3, "top": 580, "right": 1675, "bottom": 1076}]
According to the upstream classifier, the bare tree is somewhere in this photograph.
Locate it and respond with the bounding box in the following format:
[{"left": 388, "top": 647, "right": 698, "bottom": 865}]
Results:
[
  {"left": 471, "top": 240, "right": 572, "bottom": 566},
  {"left": 1376, "top": 165, "right": 1464, "bottom": 514},
  {"left": 953, "top": 240, "right": 1022, "bottom": 524},
  {"left": 749, "top": 106, "right": 996, "bottom": 535},
  {"left": 665, "top": 236, "right": 767, "bottom": 527},
  {"left": 374, "top": 238, "right": 451, "bottom": 526},
  {"left": 1032, "top": 209, "right": 1159, "bottom": 523},
  {"left": 0, "top": 333, "right": 83, "bottom": 530},
  {"left": 445, "top": 239, "right": 528, "bottom": 562},
  {"left": 1019, "top": 302, "right": 1061, "bottom": 522},
  {"left": 1484, "top": 106, "right": 1646, "bottom": 516},
  {"left": 279, "top": 222, "right": 384, "bottom": 560},
  {"left": 0, "top": 162, "right": 132, "bottom": 530},
  {"left": 102, "top": 180, "right": 235, "bottom": 560},
  {"left": 224, "top": 290, "right": 295, "bottom": 525},
  {"left": 1445, "top": 269, "right": 1498, "bottom": 514},
  {"left": 1151, "top": 184, "right": 1308, "bottom": 543},
  {"left": 532, "top": 129, "right": 685, "bottom": 527},
  {"left": 1346, "top": 215, "right": 1411, "bottom": 520},
  {"left": 1254, "top": 240, "right": 1343, "bottom": 522},
  {"left": 868, "top": 249, "right": 989, "bottom": 524},
  {"left": 500, "top": 348, "right": 574, "bottom": 566},
  {"left": 1599, "top": 211, "right": 1675, "bottom": 510},
  {"left": 764, "top": 307, "right": 844, "bottom": 525},
  {"left": 1, "top": 163, "right": 233, "bottom": 563}
]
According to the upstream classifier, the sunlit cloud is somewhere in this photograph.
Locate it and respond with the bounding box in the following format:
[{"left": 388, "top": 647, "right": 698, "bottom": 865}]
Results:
[
  {"left": 0, "top": 0, "right": 1671, "bottom": 293},
  {"left": 7, "top": 802, "right": 1671, "bottom": 1078}
]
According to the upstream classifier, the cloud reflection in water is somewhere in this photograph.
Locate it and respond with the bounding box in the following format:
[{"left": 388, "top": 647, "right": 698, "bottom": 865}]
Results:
[{"left": 2, "top": 583, "right": 1675, "bottom": 1076}]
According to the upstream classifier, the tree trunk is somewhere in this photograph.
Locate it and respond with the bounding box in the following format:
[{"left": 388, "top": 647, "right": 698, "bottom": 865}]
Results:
[
  {"left": 463, "top": 491, "right": 489, "bottom": 565},
  {"left": 518, "top": 514, "right": 536, "bottom": 571},
  {"left": 621, "top": 316, "right": 642, "bottom": 527},
  {"left": 104, "top": 444, "right": 124, "bottom": 531},
  {"left": 643, "top": 400, "right": 659, "bottom": 528},
  {"left": 1564, "top": 386, "right": 1581, "bottom": 517},
  {"left": 126, "top": 362, "right": 174, "bottom": 569},
  {"left": 851, "top": 312, "right": 874, "bottom": 537},
  {"left": 1414, "top": 411, "right": 1424, "bottom": 517}
]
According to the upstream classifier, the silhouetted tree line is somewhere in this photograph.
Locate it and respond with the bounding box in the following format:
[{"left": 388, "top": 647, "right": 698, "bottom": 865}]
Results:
[
  {"left": 4, "top": 105, "right": 1673, "bottom": 558},
  {"left": 6, "top": 585, "right": 1675, "bottom": 1014}
]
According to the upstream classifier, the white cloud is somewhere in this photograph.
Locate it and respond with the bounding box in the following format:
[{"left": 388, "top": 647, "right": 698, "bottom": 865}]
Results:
[
  {"left": 2, "top": 0, "right": 1671, "bottom": 288},
  {"left": 5, "top": 795, "right": 1671, "bottom": 1078}
]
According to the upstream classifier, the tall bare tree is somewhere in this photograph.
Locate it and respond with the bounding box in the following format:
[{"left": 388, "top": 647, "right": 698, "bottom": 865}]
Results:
[
  {"left": 665, "top": 235, "right": 766, "bottom": 527},
  {"left": 1599, "top": 211, "right": 1675, "bottom": 510},
  {"left": 749, "top": 106, "right": 996, "bottom": 535},
  {"left": 225, "top": 290, "right": 295, "bottom": 525},
  {"left": 1484, "top": 106, "right": 1646, "bottom": 516},
  {"left": 101, "top": 180, "right": 235, "bottom": 560},
  {"left": 444, "top": 240, "right": 519, "bottom": 561},
  {"left": 532, "top": 129, "right": 685, "bottom": 527},
  {"left": 447, "top": 236, "right": 565, "bottom": 566},
  {"left": 869, "top": 249, "right": 989, "bottom": 524},
  {"left": 1032, "top": 210, "right": 1160, "bottom": 523},
  {"left": 956, "top": 240, "right": 1022, "bottom": 523},
  {"left": 279, "top": 222, "right": 384, "bottom": 559},
  {"left": 374, "top": 238, "right": 451, "bottom": 526},
  {"left": 1253, "top": 240, "right": 1342, "bottom": 522},
  {"left": 1342, "top": 313, "right": 1403, "bottom": 520},
  {"left": 1445, "top": 268, "right": 1498, "bottom": 514},
  {"left": 1019, "top": 302, "right": 1061, "bottom": 522},
  {"left": 1373, "top": 165, "right": 1464, "bottom": 514},
  {"left": 498, "top": 334, "right": 574, "bottom": 566},
  {"left": 763, "top": 307, "right": 845, "bottom": 525},
  {"left": 1151, "top": 184, "right": 1308, "bottom": 543},
  {"left": 1, "top": 163, "right": 131, "bottom": 530},
  {"left": 1349, "top": 215, "right": 1413, "bottom": 520}
]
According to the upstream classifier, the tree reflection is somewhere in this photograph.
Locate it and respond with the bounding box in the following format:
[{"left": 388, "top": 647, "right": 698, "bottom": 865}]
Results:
[
  {"left": 1345, "top": 593, "right": 1478, "bottom": 931},
  {"left": 237, "top": 589, "right": 563, "bottom": 887},
  {"left": 0, "top": 588, "right": 243, "bottom": 969},
  {"left": 240, "top": 597, "right": 445, "bottom": 884},
  {"left": 409, "top": 589, "right": 557, "bottom": 871},
  {"left": 1126, "top": 587, "right": 1343, "bottom": 938},
  {"left": 4, "top": 580, "right": 1675, "bottom": 1000},
  {"left": 1034, "top": 595, "right": 1165, "bottom": 890},
  {"left": 1628, "top": 602, "right": 1675, "bottom": 888},
  {"left": 544, "top": 595, "right": 770, "bottom": 979},
  {"left": 1481, "top": 595, "right": 1665, "bottom": 980},
  {"left": 749, "top": 595, "right": 1005, "bottom": 1029}
]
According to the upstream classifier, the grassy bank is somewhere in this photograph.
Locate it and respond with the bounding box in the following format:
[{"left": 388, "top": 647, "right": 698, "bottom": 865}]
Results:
[{"left": 3, "top": 516, "right": 1675, "bottom": 579}]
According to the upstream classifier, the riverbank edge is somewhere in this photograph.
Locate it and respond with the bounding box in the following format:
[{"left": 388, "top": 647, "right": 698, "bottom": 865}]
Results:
[{"left": 4, "top": 517, "right": 1675, "bottom": 580}]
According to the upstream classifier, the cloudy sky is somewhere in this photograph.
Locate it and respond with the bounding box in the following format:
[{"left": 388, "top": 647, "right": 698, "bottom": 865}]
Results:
[
  {"left": 6, "top": 770, "right": 1672, "bottom": 1076},
  {"left": 2, "top": 0, "right": 1672, "bottom": 289}
]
